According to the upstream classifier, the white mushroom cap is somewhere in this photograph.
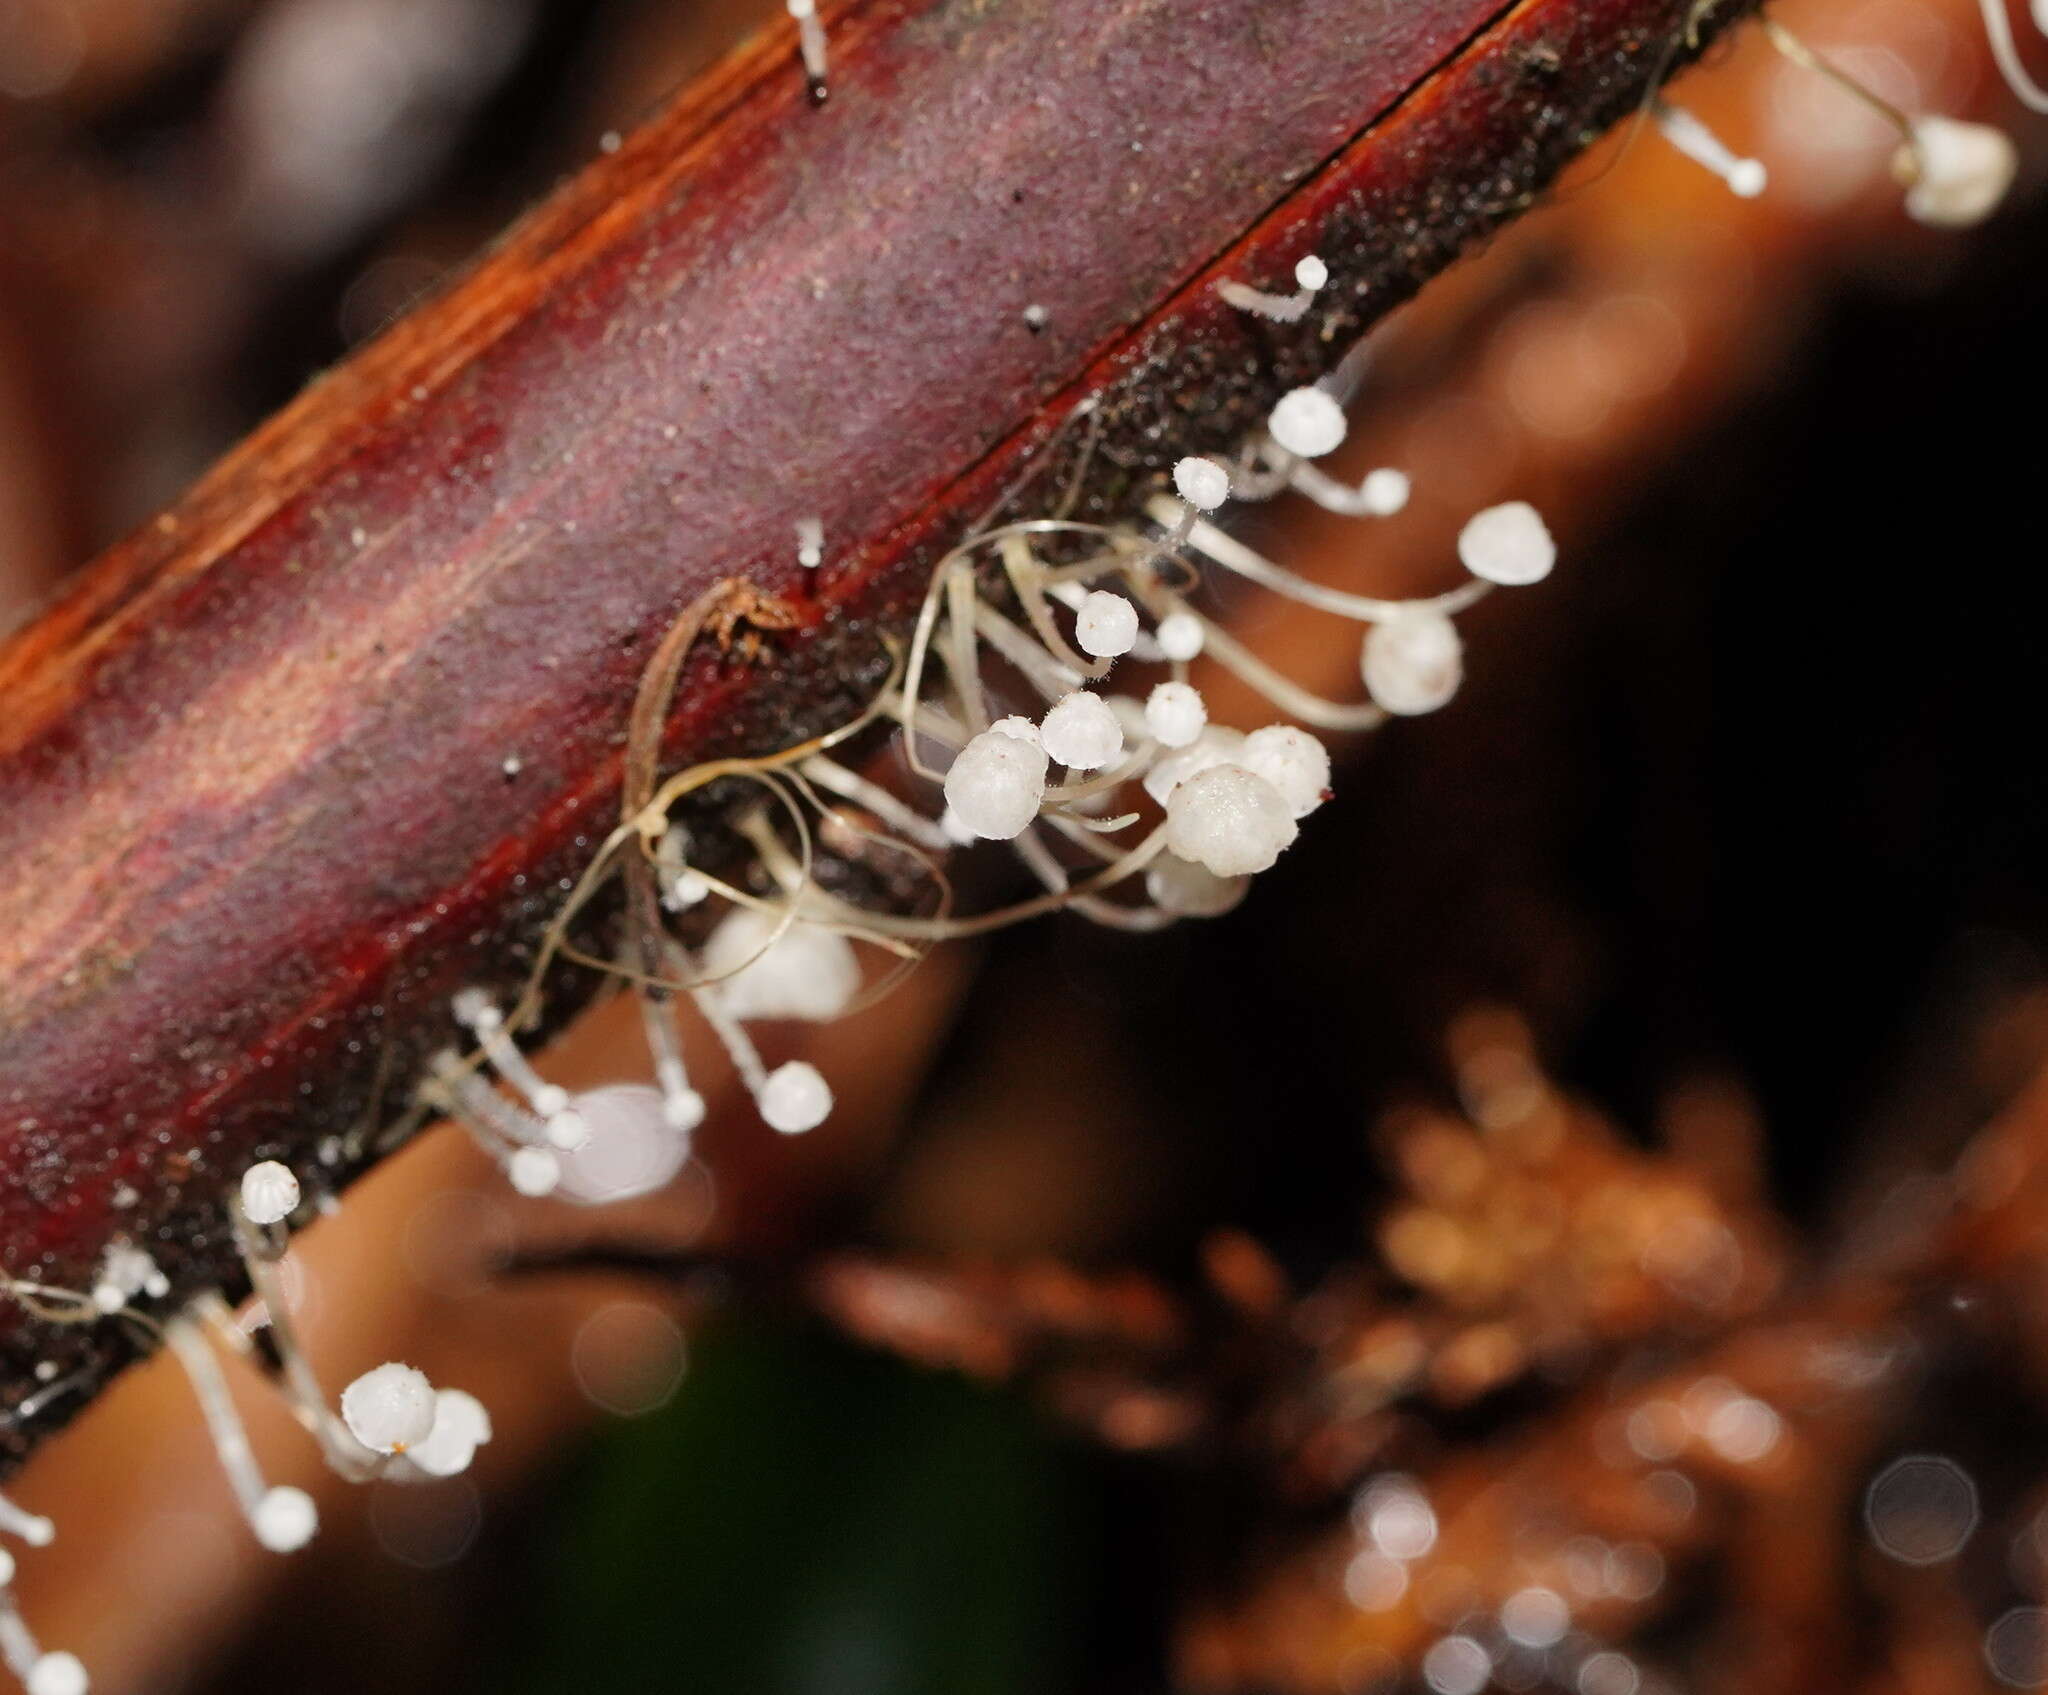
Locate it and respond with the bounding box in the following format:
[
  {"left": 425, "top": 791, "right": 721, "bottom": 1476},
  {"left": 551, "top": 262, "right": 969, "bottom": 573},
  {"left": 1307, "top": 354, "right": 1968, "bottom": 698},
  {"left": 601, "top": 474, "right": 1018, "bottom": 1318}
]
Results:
[
  {"left": 551, "top": 1085, "right": 688, "bottom": 1205},
  {"left": 406, "top": 1388, "right": 494, "bottom": 1478},
  {"left": 1360, "top": 467, "right": 1411, "bottom": 516},
  {"left": 1268, "top": 386, "right": 1348, "bottom": 459},
  {"left": 26, "top": 1653, "right": 87, "bottom": 1695},
  {"left": 1726, "top": 157, "right": 1767, "bottom": 198},
  {"left": 702, "top": 906, "right": 861, "bottom": 1022},
  {"left": 661, "top": 1086, "right": 707, "bottom": 1133},
  {"left": 544, "top": 1104, "right": 592, "bottom": 1151},
  {"left": 759, "top": 1061, "right": 833, "bottom": 1134},
  {"left": 1155, "top": 611, "right": 1206, "bottom": 662},
  {"left": 1898, "top": 116, "right": 2016, "bottom": 228},
  {"left": 1145, "top": 852, "right": 1249, "bottom": 918},
  {"left": 341, "top": 1362, "right": 438, "bottom": 1455},
  {"left": 239, "top": 1161, "right": 301, "bottom": 1226},
  {"left": 1144, "top": 681, "right": 1208, "bottom": 749},
  {"left": 507, "top": 1146, "right": 562, "bottom": 1196},
  {"left": 253, "top": 1486, "right": 319, "bottom": 1553},
  {"left": 1457, "top": 501, "right": 1555, "bottom": 586},
  {"left": 1173, "top": 456, "right": 1232, "bottom": 512},
  {"left": 942, "top": 727, "right": 1050, "bottom": 839},
  {"left": 1164, "top": 764, "right": 1299, "bottom": 876},
  {"left": 1074, "top": 590, "right": 1140, "bottom": 658},
  {"left": 1361, "top": 607, "right": 1464, "bottom": 716},
  {"left": 1294, "top": 255, "right": 1329, "bottom": 290},
  {"left": 1, "top": 1508, "right": 52, "bottom": 1549},
  {"left": 1240, "top": 725, "right": 1331, "bottom": 818},
  {"left": 1142, "top": 725, "right": 1247, "bottom": 806},
  {"left": 1102, "top": 693, "right": 1151, "bottom": 742},
  {"left": 1039, "top": 691, "right": 1125, "bottom": 770}
]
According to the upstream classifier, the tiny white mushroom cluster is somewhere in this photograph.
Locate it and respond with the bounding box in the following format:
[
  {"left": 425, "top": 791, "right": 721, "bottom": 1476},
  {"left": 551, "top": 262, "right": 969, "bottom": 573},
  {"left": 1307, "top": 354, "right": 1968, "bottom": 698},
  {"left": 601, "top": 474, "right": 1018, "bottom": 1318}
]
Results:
[
  {"left": 874, "top": 376, "right": 1559, "bottom": 914},
  {"left": 28, "top": 37, "right": 2044, "bottom": 1686},
  {"left": 88, "top": 1242, "right": 167, "bottom": 1315},
  {"left": 390, "top": 353, "right": 1558, "bottom": 1234},
  {"left": 0, "top": 1148, "right": 515, "bottom": 1689},
  {"left": 148, "top": 1172, "right": 506, "bottom": 1604},
  {"left": 414, "top": 360, "right": 1555, "bottom": 1210}
]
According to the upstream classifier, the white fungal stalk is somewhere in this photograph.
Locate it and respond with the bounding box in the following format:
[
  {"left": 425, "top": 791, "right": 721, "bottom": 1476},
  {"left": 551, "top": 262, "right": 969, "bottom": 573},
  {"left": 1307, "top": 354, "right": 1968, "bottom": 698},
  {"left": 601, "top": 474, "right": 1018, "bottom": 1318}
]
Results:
[
  {"left": 787, "top": 0, "right": 829, "bottom": 100},
  {"left": 166, "top": 1318, "right": 320, "bottom": 1553},
  {"left": 795, "top": 516, "right": 825, "bottom": 569},
  {"left": 1649, "top": 99, "right": 1766, "bottom": 198},
  {"left": 654, "top": 824, "right": 712, "bottom": 910},
  {"left": 0, "top": 1573, "right": 85, "bottom": 1695},
  {"left": 0, "top": 1506, "right": 79, "bottom": 1695},
  {"left": 427, "top": 1052, "right": 569, "bottom": 1195},
  {"left": 1978, "top": 0, "right": 2048, "bottom": 114},
  {"left": 451, "top": 990, "right": 589, "bottom": 1149},
  {"left": 1217, "top": 254, "right": 1330, "bottom": 324},
  {"left": 635, "top": 983, "right": 707, "bottom": 1135},
  {"left": 1284, "top": 458, "right": 1411, "bottom": 519},
  {"left": 0, "top": 1497, "right": 51, "bottom": 1551}
]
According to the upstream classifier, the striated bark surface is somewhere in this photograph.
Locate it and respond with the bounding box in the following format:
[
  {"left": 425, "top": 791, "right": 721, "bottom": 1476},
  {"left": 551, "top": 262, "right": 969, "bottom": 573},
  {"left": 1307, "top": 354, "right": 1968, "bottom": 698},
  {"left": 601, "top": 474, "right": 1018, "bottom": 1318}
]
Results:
[{"left": 0, "top": 0, "right": 1754, "bottom": 1465}]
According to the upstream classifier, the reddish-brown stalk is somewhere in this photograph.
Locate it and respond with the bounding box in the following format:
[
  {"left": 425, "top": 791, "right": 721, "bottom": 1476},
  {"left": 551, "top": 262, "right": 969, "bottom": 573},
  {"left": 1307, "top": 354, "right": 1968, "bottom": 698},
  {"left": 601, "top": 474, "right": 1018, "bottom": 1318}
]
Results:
[{"left": 0, "top": 0, "right": 1754, "bottom": 1464}]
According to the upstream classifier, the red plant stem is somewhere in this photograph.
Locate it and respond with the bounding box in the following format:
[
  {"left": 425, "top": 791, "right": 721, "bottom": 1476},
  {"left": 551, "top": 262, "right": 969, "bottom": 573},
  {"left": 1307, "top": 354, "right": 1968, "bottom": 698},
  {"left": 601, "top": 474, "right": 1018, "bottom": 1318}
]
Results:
[{"left": 0, "top": 0, "right": 1751, "bottom": 1462}]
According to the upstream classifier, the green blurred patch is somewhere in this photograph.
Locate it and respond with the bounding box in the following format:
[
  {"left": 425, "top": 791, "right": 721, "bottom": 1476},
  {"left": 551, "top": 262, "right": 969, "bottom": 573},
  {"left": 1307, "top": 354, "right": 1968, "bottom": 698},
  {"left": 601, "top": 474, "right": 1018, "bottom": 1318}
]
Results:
[{"left": 495, "top": 1318, "right": 1095, "bottom": 1695}]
